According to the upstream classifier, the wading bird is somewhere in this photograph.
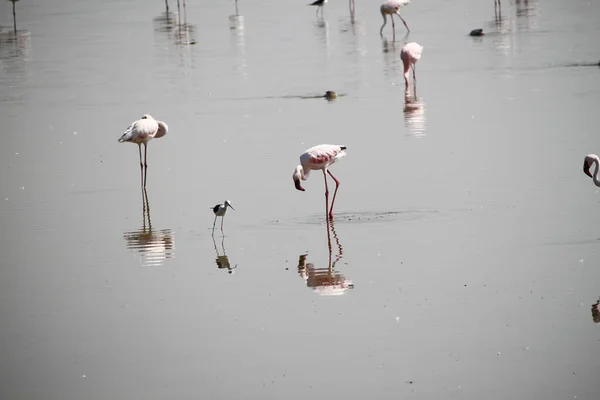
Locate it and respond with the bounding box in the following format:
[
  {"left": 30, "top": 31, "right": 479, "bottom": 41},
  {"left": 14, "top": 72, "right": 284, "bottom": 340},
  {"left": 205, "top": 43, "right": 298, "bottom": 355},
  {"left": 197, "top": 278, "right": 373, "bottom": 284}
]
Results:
[
  {"left": 309, "top": 0, "right": 327, "bottom": 18},
  {"left": 293, "top": 144, "right": 347, "bottom": 220},
  {"left": 118, "top": 114, "right": 168, "bottom": 188},
  {"left": 583, "top": 154, "right": 600, "bottom": 186},
  {"left": 212, "top": 200, "right": 235, "bottom": 235},
  {"left": 400, "top": 42, "right": 423, "bottom": 92},
  {"left": 380, "top": 0, "right": 410, "bottom": 37}
]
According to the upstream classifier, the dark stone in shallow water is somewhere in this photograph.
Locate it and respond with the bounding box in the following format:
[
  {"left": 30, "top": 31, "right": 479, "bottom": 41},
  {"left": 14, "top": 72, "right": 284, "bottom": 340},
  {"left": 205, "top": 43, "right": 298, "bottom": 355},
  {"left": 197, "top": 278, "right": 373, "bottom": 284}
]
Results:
[{"left": 469, "top": 29, "right": 484, "bottom": 37}]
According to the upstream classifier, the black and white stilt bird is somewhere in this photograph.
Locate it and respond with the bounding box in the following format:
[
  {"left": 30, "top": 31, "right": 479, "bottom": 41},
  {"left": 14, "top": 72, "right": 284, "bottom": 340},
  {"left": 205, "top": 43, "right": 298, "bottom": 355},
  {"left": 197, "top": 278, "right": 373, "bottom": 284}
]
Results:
[
  {"left": 309, "top": 0, "right": 327, "bottom": 18},
  {"left": 212, "top": 200, "right": 235, "bottom": 234}
]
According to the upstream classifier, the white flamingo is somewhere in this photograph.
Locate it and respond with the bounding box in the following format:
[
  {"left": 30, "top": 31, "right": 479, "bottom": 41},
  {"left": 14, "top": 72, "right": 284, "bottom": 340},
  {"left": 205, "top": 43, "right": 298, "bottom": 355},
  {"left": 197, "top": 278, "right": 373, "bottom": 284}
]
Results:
[
  {"left": 380, "top": 0, "right": 410, "bottom": 37},
  {"left": 583, "top": 154, "right": 600, "bottom": 186},
  {"left": 293, "top": 144, "right": 347, "bottom": 220},
  {"left": 118, "top": 114, "right": 168, "bottom": 188},
  {"left": 401, "top": 42, "right": 423, "bottom": 92}
]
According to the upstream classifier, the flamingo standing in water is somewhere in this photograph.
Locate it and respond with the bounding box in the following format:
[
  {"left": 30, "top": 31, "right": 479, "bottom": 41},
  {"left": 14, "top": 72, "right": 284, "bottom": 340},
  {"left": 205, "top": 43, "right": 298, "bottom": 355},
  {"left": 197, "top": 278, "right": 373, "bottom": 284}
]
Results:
[
  {"left": 293, "top": 144, "right": 347, "bottom": 220},
  {"left": 583, "top": 154, "right": 600, "bottom": 186},
  {"left": 118, "top": 114, "right": 169, "bottom": 188},
  {"left": 380, "top": 0, "right": 410, "bottom": 37},
  {"left": 401, "top": 42, "right": 423, "bottom": 92}
]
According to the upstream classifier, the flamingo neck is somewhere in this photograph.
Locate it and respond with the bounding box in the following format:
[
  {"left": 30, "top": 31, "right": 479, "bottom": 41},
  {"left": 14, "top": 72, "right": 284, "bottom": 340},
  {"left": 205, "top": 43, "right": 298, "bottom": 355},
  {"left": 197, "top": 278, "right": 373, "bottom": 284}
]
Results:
[
  {"left": 593, "top": 158, "right": 600, "bottom": 187},
  {"left": 297, "top": 165, "right": 310, "bottom": 180}
]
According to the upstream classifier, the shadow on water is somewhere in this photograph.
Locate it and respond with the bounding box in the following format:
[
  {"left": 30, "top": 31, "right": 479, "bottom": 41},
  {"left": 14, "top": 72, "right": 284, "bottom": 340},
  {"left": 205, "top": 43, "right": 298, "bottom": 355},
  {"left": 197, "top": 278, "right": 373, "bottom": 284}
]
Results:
[
  {"left": 123, "top": 188, "right": 175, "bottom": 267},
  {"left": 296, "top": 220, "right": 353, "bottom": 296},
  {"left": 403, "top": 92, "right": 427, "bottom": 138},
  {"left": 212, "top": 234, "right": 237, "bottom": 274},
  {"left": 213, "top": 92, "right": 347, "bottom": 102},
  {"left": 272, "top": 208, "right": 443, "bottom": 227}
]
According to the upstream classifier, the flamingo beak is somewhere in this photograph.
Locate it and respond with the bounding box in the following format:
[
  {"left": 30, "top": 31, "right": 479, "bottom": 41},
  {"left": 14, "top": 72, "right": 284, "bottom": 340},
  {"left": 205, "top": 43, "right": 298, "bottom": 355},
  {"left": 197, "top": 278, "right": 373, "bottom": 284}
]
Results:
[
  {"left": 294, "top": 179, "right": 305, "bottom": 191},
  {"left": 584, "top": 161, "right": 593, "bottom": 178}
]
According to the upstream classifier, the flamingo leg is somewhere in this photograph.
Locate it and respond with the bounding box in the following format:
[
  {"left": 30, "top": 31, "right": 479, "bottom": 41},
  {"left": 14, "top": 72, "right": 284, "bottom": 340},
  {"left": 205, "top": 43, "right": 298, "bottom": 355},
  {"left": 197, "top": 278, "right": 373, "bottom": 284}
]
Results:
[
  {"left": 392, "top": 15, "right": 396, "bottom": 39},
  {"left": 183, "top": 0, "right": 187, "bottom": 26},
  {"left": 397, "top": 13, "right": 410, "bottom": 33},
  {"left": 327, "top": 170, "right": 340, "bottom": 219},
  {"left": 143, "top": 143, "right": 148, "bottom": 188},
  {"left": 322, "top": 169, "right": 330, "bottom": 219},
  {"left": 380, "top": 15, "right": 387, "bottom": 36},
  {"left": 412, "top": 63, "right": 416, "bottom": 83},
  {"left": 138, "top": 144, "right": 144, "bottom": 188}
]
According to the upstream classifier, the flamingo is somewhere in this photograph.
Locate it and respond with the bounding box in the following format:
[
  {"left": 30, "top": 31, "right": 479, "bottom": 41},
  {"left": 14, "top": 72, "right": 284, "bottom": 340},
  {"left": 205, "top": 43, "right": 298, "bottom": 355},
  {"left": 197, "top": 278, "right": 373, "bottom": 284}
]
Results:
[
  {"left": 400, "top": 42, "right": 423, "bottom": 92},
  {"left": 212, "top": 200, "right": 235, "bottom": 235},
  {"left": 583, "top": 154, "right": 600, "bottom": 186},
  {"left": 309, "top": 0, "right": 327, "bottom": 18},
  {"left": 380, "top": 0, "right": 410, "bottom": 37},
  {"left": 293, "top": 144, "right": 347, "bottom": 220},
  {"left": 118, "top": 114, "right": 168, "bottom": 188}
]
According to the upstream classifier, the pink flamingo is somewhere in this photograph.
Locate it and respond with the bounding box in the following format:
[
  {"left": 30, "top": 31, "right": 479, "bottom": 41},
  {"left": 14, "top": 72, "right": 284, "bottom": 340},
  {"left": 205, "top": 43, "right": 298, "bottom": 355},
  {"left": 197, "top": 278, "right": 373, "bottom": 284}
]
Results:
[
  {"left": 380, "top": 0, "right": 410, "bottom": 37},
  {"left": 293, "top": 144, "right": 347, "bottom": 220},
  {"left": 118, "top": 114, "right": 169, "bottom": 188},
  {"left": 401, "top": 42, "right": 423, "bottom": 92}
]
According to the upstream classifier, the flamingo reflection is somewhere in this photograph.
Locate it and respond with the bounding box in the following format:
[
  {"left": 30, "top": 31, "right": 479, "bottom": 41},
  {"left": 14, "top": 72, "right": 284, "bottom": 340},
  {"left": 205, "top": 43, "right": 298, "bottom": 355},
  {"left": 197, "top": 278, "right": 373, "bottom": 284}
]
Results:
[
  {"left": 403, "top": 92, "right": 426, "bottom": 137},
  {"left": 123, "top": 188, "right": 175, "bottom": 267},
  {"left": 296, "top": 220, "right": 354, "bottom": 296},
  {"left": 212, "top": 234, "right": 237, "bottom": 274}
]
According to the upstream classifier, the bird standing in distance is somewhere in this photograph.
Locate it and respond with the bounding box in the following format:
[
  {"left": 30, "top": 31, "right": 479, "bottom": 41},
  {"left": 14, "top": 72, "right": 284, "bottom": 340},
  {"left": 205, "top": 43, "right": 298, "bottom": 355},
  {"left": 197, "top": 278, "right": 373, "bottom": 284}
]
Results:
[
  {"left": 583, "top": 154, "right": 600, "bottom": 186},
  {"left": 293, "top": 144, "right": 347, "bottom": 220},
  {"left": 118, "top": 114, "right": 168, "bottom": 188},
  {"left": 380, "top": 0, "right": 410, "bottom": 38},
  {"left": 309, "top": 0, "right": 327, "bottom": 18},
  {"left": 212, "top": 200, "right": 235, "bottom": 235},
  {"left": 400, "top": 42, "right": 423, "bottom": 93}
]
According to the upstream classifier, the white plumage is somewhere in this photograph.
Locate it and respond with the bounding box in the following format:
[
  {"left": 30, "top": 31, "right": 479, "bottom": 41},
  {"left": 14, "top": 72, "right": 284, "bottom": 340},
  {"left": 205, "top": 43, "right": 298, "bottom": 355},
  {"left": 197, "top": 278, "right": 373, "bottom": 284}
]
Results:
[{"left": 118, "top": 114, "right": 168, "bottom": 188}]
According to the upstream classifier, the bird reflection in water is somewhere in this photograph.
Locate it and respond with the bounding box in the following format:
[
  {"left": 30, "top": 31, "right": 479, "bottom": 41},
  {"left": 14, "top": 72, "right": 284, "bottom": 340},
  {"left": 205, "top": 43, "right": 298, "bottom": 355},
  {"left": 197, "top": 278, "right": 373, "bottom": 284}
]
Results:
[
  {"left": 403, "top": 91, "right": 426, "bottom": 138},
  {"left": 229, "top": 0, "right": 244, "bottom": 30},
  {"left": 296, "top": 220, "right": 354, "bottom": 296},
  {"left": 153, "top": 0, "right": 196, "bottom": 46},
  {"left": 591, "top": 298, "right": 600, "bottom": 324},
  {"left": 212, "top": 234, "right": 237, "bottom": 274},
  {"left": 123, "top": 188, "right": 175, "bottom": 267}
]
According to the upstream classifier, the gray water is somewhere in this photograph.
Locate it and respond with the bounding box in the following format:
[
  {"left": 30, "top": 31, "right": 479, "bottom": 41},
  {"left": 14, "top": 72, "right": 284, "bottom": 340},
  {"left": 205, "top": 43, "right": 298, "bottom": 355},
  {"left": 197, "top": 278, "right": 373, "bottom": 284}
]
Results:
[{"left": 1, "top": 0, "right": 600, "bottom": 398}]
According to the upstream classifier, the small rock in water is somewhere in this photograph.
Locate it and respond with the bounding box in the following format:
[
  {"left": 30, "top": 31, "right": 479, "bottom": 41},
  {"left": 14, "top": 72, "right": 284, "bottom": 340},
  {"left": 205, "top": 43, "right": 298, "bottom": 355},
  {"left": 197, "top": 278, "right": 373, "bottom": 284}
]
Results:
[{"left": 469, "top": 29, "right": 484, "bottom": 37}]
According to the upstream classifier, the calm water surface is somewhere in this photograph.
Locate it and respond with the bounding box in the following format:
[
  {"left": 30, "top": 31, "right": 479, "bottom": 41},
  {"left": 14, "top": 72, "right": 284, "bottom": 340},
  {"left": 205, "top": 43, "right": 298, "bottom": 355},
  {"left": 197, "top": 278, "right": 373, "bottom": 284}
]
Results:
[{"left": 1, "top": 0, "right": 600, "bottom": 398}]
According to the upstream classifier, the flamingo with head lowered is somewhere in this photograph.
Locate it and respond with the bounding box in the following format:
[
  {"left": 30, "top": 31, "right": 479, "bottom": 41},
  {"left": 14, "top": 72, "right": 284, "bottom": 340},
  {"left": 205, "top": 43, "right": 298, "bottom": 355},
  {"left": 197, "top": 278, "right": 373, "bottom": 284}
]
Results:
[
  {"left": 401, "top": 42, "right": 423, "bottom": 93},
  {"left": 380, "top": 0, "right": 410, "bottom": 37},
  {"left": 583, "top": 154, "right": 600, "bottom": 186},
  {"left": 293, "top": 144, "right": 347, "bottom": 220}
]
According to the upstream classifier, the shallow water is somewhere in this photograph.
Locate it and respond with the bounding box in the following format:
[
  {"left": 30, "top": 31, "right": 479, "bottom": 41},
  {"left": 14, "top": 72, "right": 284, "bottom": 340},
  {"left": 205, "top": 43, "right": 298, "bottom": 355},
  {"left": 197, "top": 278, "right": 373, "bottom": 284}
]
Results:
[{"left": 1, "top": 0, "right": 600, "bottom": 398}]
